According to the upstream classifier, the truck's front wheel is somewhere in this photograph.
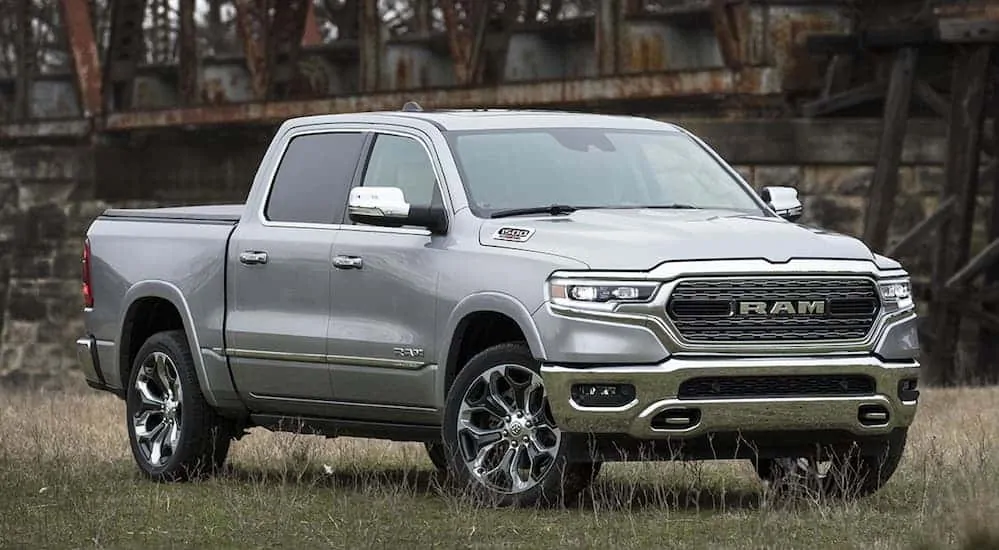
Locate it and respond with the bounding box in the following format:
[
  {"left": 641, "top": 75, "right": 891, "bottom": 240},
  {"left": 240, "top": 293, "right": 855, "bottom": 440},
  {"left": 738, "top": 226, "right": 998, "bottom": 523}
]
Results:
[
  {"left": 753, "top": 430, "right": 907, "bottom": 498},
  {"left": 126, "top": 330, "right": 232, "bottom": 481},
  {"left": 442, "top": 342, "right": 597, "bottom": 507}
]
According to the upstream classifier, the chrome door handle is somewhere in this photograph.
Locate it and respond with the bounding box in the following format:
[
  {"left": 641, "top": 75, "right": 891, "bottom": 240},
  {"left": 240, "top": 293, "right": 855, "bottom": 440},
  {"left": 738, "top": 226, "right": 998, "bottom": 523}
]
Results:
[
  {"left": 239, "top": 251, "right": 268, "bottom": 265},
  {"left": 333, "top": 255, "right": 363, "bottom": 269}
]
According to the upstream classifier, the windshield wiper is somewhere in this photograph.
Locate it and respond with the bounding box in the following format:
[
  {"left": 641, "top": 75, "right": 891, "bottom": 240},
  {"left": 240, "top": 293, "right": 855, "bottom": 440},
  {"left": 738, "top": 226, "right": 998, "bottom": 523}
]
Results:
[
  {"left": 489, "top": 204, "right": 585, "bottom": 219},
  {"left": 638, "top": 204, "right": 701, "bottom": 210}
]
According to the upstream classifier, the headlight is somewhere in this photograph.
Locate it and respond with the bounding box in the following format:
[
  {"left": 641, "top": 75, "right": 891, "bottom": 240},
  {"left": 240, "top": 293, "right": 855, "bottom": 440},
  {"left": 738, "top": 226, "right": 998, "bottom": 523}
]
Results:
[
  {"left": 878, "top": 277, "right": 913, "bottom": 310},
  {"left": 548, "top": 279, "right": 659, "bottom": 306}
]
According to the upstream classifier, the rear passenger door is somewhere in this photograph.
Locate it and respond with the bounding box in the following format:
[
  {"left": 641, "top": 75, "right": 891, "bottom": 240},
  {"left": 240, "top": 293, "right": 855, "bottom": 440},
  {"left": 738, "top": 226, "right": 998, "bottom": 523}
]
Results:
[
  {"left": 226, "top": 128, "right": 368, "bottom": 416},
  {"left": 325, "top": 130, "right": 447, "bottom": 424}
]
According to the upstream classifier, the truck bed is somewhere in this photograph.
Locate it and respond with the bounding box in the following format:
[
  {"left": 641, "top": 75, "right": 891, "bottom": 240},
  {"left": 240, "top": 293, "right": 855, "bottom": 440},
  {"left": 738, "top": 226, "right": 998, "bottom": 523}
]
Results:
[{"left": 101, "top": 204, "right": 244, "bottom": 223}]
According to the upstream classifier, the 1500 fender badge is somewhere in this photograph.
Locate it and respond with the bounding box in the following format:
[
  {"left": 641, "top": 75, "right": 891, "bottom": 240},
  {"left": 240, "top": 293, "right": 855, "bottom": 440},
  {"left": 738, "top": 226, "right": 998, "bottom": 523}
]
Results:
[{"left": 493, "top": 227, "right": 535, "bottom": 242}]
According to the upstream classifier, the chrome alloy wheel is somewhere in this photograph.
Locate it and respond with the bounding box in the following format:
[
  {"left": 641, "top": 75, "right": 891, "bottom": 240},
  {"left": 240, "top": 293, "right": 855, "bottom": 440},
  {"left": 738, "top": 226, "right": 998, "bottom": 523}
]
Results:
[
  {"left": 775, "top": 457, "right": 833, "bottom": 482},
  {"left": 132, "top": 351, "right": 184, "bottom": 468},
  {"left": 456, "top": 364, "right": 562, "bottom": 494}
]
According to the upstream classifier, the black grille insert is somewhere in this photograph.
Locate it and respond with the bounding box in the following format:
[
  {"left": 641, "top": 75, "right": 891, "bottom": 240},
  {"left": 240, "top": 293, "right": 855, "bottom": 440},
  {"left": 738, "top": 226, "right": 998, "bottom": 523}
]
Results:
[
  {"left": 677, "top": 375, "right": 877, "bottom": 399},
  {"left": 666, "top": 277, "right": 880, "bottom": 342}
]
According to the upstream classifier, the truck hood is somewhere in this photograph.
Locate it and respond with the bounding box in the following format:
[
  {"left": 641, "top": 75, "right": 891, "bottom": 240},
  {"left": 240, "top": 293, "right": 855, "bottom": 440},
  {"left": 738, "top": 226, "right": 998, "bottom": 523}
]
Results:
[{"left": 477, "top": 209, "right": 876, "bottom": 270}]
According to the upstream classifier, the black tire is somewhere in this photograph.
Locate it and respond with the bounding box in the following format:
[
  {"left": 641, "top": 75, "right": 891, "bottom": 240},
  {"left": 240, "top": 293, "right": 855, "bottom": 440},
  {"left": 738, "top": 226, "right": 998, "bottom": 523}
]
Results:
[
  {"left": 442, "top": 342, "right": 598, "bottom": 507},
  {"left": 424, "top": 441, "right": 449, "bottom": 471},
  {"left": 126, "top": 330, "right": 233, "bottom": 481},
  {"left": 753, "top": 429, "right": 907, "bottom": 498}
]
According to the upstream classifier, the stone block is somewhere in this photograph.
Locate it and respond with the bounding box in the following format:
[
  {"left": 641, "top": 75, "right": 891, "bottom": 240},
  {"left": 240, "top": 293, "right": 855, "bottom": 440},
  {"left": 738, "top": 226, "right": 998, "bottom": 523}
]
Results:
[{"left": 798, "top": 194, "right": 865, "bottom": 237}]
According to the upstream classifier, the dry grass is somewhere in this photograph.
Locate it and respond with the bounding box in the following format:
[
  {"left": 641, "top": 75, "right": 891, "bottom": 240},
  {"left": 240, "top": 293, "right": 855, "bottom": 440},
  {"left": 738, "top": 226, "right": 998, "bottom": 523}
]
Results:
[{"left": 2, "top": 386, "right": 999, "bottom": 549}]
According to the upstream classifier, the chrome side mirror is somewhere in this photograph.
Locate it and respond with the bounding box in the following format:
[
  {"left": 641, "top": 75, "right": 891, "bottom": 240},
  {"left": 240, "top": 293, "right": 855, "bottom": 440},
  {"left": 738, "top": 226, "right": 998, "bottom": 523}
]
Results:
[
  {"left": 348, "top": 186, "right": 410, "bottom": 223},
  {"left": 761, "top": 186, "right": 803, "bottom": 222},
  {"left": 347, "top": 186, "right": 447, "bottom": 233}
]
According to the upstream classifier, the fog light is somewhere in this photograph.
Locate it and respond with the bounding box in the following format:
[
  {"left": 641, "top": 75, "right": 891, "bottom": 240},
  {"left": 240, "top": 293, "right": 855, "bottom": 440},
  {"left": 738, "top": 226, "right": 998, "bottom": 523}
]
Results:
[
  {"left": 571, "top": 383, "right": 636, "bottom": 407},
  {"left": 898, "top": 378, "right": 919, "bottom": 402}
]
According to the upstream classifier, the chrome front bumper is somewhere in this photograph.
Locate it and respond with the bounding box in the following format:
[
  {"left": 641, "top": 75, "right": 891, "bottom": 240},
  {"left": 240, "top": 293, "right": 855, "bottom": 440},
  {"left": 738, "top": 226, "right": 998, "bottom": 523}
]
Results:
[{"left": 541, "top": 355, "right": 919, "bottom": 440}]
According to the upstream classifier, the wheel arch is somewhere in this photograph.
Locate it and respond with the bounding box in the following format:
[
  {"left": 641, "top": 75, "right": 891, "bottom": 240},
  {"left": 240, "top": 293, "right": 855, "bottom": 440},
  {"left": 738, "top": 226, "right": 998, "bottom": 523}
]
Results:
[
  {"left": 118, "top": 281, "right": 220, "bottom": 407},
  {"left": 438, "top": 292, "right": 546, "bottom": 407}
]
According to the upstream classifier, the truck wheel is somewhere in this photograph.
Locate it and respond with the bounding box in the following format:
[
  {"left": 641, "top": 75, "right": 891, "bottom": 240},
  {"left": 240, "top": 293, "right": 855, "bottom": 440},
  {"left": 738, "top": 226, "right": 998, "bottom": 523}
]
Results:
[
  {"left": 753, "top": 430, "right": 907, "bottom": 498},
  {"left": 424, "top": 441, "right": 448, "bottom": 472},
  {"left": 126, "top": 330, "right": 232, "bottom": 481},
  {"left": 442, "top": 342, "right": 597, "bottom": 507}
]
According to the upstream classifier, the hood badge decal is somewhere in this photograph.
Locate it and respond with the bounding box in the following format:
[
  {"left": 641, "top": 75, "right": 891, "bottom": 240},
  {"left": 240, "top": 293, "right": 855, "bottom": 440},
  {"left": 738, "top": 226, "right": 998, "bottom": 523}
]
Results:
[{"left": 493, "top": 226, "right": 535, "bottom": 243}]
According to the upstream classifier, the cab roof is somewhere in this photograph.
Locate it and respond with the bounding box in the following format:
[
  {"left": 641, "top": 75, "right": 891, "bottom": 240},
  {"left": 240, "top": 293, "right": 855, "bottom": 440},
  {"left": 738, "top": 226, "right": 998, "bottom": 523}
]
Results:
[{"left": 282, "top": 108, "right": 682, "bottom": 133}]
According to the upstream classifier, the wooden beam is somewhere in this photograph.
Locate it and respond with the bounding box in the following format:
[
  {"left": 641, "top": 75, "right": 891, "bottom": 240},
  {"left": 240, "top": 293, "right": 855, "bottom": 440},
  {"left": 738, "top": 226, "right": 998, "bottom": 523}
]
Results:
[
  {"left": 861, "top": 48, "right": 918, "bottom": 253},
  {"left": 802, "top": 81, "right": 887, "bottom": 118},
  {"left": 945, "top": 236, "right": 999, "bottom": 289},
  {"left": 884, "top": 196, "right": 956, "bottom": 257},
  {"left": 914, "top": 80, "right": 950, "bottom": 119},
  {"left": 978, "top": 115, "right": 999, "bottom": 378},
  {"left": 929, "top": 44, "right": 992, "bottom": 385}
]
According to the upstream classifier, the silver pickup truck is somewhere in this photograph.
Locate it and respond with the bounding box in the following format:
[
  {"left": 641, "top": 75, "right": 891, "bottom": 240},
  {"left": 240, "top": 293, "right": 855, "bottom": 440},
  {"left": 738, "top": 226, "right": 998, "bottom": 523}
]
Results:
[{"left": 76, "top": 107, "right": 920, "bottom": 506}]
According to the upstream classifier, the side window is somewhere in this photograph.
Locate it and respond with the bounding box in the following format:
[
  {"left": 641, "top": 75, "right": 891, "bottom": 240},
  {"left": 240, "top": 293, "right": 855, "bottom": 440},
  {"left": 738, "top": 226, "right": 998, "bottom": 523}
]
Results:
[
  {"left": 360, "top": 134, "right": 439, "bottom": 209},
  {"left": 265, "top": 132, "right": 367, "bottom": 224}
]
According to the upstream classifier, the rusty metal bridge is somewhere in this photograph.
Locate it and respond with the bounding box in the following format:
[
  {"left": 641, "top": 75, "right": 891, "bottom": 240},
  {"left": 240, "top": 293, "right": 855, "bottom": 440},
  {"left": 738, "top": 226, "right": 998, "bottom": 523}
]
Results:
[{"left": 3, "top": 0, "right": 999, "bottom": 385}]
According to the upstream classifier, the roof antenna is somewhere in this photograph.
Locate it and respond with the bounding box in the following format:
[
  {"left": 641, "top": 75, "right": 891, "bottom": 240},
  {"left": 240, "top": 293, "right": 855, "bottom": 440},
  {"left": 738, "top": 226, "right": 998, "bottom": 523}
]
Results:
[{"left": 402, "top": 101, "right": 423, "bottom": 112}]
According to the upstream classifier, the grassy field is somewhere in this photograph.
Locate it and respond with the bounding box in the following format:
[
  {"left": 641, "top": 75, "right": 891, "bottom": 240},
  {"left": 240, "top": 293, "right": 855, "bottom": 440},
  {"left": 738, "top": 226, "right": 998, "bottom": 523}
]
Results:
[{"left": 2, "top": 387, "right": 999, "bottom": 549}]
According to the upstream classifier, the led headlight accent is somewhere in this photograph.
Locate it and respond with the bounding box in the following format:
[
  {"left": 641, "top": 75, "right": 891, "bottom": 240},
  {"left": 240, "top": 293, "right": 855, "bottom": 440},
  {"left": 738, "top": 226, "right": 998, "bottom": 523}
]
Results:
[
  {"left": 878, "top": 277, "right": 913, "bottom": 310},
  {"left": 549, "top": 279, "right": 659, "bottom": 305}
]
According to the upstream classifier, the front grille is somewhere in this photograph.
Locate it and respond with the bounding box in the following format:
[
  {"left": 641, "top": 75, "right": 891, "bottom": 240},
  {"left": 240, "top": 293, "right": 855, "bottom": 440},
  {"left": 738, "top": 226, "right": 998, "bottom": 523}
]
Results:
[
  {"left": 666, "top": 277, "right": 880, "bottom": 343},
  {"left": 678, "top": 375, "right": 876, "bottom": 399}
]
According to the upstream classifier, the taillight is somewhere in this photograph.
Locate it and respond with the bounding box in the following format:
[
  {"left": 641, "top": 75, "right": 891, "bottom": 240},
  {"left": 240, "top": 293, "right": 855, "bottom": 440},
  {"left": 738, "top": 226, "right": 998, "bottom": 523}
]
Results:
[{"left": 82, "top": 238, "right": 93, "bottom": 308}]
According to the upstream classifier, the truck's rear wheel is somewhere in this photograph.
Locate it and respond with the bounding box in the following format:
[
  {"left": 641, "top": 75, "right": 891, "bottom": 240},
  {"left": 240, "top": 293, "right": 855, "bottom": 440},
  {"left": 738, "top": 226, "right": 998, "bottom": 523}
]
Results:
[
  {"left": 126, "top": 330, "right": 232, "bottom": 481},
  {"left": 442, "top": 342, "right": 598, "bottom": 507},
  {"left": 753, "top": 430, "right": 907, "bottom": 498}
]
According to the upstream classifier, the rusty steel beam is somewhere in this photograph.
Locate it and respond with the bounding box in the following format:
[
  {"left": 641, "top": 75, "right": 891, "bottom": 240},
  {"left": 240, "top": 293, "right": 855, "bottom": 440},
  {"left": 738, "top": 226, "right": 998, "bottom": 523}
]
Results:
[
  {"left": 269, "top": 0, "right": 312, "bottom": 98},
  {"left": 103, "top": 67, "right": 781, "bottom": 130},
  {"left": 359, "top": 0, "right": 380, "bottom": 92},
  {"left": 440, "top": 0, "right": 471, "bottom": 85},
  {"left": 59, "top": 0, "right": 103, "bottom": 117},
  {"left": 596, "top": 0, "right": 620, "bottom": 76},
  {"left": 179, "top": 0, "right": 198, "bottom": 105},
  {"left": 302, "top": 1, "right": 323, "bottom": 46},
  {"left": 104, "top": 0, "right": 148, "bottom": 110},
  {"left": 710, "top": 0, "right": 744, "bottom": 69},
  {"left": 234, "top": 0, "right": 270, "bottom": 99}
]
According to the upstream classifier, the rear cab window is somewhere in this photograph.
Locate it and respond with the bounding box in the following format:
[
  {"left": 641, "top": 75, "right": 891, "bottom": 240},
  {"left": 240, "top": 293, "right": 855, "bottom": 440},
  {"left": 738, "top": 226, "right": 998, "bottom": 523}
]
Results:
[{"left": 265, "top": 131, "right": 368, "bottom": 224}]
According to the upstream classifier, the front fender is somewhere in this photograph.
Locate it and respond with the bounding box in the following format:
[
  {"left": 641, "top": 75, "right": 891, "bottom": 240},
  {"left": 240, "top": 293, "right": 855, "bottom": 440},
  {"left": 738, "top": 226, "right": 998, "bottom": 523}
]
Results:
[{"left": 437, "top": 292, "right": 547, "bottom": 405}]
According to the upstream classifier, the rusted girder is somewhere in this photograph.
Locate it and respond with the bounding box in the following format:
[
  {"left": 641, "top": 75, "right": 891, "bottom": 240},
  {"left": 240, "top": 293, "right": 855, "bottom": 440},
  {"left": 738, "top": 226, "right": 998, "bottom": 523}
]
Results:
[
  {"left": 269, "top": 0, "right": 312, "bottom": 98},
  {"left": 104, "top": 0, "right": 148, "bottom": 110},
  {"left": 440, "top": 0, "right": 491, "bottom": 86},
  {"left": 302, "top": 1, "right": 323, "bottom": 46},
  {"left": 59, "top": 0, "right": 103, "bottom": 117},
  {"left": 179, "top": 0, "right": 198, "bottom": 105},
  {"left": 103, "top": 67, "right": 780, "bottom": 130},
  {"left": 234, "top": 0, "right": 270, "bottom": 100},
  {"left": 359, "top": 0, "right": 381, "bottom": 92}
]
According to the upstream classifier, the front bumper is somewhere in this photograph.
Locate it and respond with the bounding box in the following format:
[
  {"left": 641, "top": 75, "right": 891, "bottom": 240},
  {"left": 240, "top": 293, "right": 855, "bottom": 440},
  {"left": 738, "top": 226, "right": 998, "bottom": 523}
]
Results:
[{"left": 541, "top": 355, "right": 919, "bottom": 440}]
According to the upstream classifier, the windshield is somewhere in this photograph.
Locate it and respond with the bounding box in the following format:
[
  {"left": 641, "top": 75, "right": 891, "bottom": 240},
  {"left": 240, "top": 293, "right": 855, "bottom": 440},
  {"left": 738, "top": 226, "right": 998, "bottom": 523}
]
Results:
[{"left": 445, "top": 128, "right": 767, "bottom": 217}]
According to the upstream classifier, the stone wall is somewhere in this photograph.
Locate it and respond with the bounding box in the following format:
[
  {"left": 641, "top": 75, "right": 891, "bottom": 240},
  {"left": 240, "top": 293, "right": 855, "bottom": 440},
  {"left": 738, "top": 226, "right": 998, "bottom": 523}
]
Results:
[{"left": 0, "top": 118, "right": 963, "bottom": 388}]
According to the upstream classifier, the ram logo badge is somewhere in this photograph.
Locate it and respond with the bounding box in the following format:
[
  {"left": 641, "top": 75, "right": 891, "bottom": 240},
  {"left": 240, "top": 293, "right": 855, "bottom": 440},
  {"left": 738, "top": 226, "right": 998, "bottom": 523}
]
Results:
[
  {"left": 493, "top": 226, "right": 535, "bottom": 243},
  {"left": 393, "top": 347, "right": 425, "bottom": 358},
  {"left": 738, "top": 300, "right": 826, "bottom": 315}
]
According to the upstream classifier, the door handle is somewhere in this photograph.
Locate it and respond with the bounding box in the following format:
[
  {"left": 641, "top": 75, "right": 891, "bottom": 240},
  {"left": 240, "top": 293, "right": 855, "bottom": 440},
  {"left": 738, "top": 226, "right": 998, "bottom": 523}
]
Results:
[
  {"left": 333, "top": 255, "right": 363, "bottom": 269},
  {"left": 239, "top": 251, "right": 268, "bottom": 265}
]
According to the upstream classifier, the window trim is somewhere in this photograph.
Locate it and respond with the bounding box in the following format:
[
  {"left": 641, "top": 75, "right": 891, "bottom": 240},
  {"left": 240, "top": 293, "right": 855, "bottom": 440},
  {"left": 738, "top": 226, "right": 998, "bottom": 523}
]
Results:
[
  {"left": 255, "top": 124, "right": 454, "bottom": 237},
  {"left": 258, "top": 127, "right": 370, "bottom": 229},
  {"left": 338, "top": 127, "right": 454, "bottom": 236}
]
